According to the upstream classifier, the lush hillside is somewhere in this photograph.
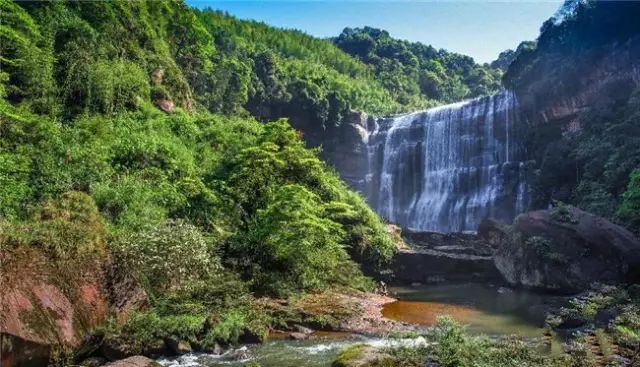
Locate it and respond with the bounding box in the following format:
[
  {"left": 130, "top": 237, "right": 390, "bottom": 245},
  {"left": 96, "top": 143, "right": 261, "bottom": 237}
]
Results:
[
  {"left": 1, "top": 106, "right": 400, "bottom": 356},
  {"left": 500, "top": 0, "right": 640, "bottom": 234},
  {"left": 1, "top": 1, "right": 504, "bottom": 133},
  {"left": 0, "top": 0, "right": 403, "bottom": 357},
  {"left": 1, "top": 0, "right": 400, "bottom": 124},
  {"left": 503, "top": 0, "right": 639, "bottom": 92},
  {"left": 333, "top": 27, "right": 503, "bottom": 105}
]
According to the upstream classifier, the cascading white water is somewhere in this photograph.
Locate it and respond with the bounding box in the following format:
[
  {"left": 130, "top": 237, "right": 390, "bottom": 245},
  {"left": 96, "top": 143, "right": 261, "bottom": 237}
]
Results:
[{"left": 365, "top": 90, "right": 529, "bottom": 232}]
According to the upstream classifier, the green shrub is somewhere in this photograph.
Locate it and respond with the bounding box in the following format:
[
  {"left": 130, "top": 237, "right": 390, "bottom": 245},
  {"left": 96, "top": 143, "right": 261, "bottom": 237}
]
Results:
[
  {"left": 92, "top": 173, "right": 169, "bottom": 231},
  {"left": 429, "top": 316, "right": 481, "bottom": 367},
  {"left": 551, "top": 200, "right": 578, "bottom": 224},
  {"left": 420, "top": 317, "right": 594, "bottom": 367},
  {"left": 204, "top": 309, "right": 247, "bottom": 344},
  {"left": 225, "top": 120, "right": 395, "bottom": 283},
  {"left": 619, "top": 169, "right": 640, "bottom": 234},
  {"left": 0, "top": 0, "right": 57, "bottom": 114},
  {"left": 151, "top": 85, "right": 172, "bottom": 101},
  {"left": 111, "top": 219, "right": 221, "bottom": 293},
  {"left": 121, "top": 310, "right": 207, "bottom": 347},
  {"left": 614, "top": 304, "right": 640, "bottom": 348},
  {"left": 88, "top": 59, "right": 150, "bottom": 114},
  {"left": 235, "top": 184, "right": 352, "bottom": 295},
  {"left": 2, "top": 191, "right": 106, "bottom": 262},
  {"left": 524, "top": 235, "right": 568, "bottom": 264},
  {"left": 332, "top": 344, "right": 371, "bottom": 367}
]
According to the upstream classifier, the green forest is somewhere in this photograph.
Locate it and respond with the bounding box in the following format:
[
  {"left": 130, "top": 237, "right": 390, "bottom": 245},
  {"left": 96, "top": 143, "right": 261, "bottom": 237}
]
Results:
[
  {"left": 333, "top": 27, "right": 503, "bottom": 105},
  {"left": 0, "top": 0, "right": 407, "bottom": 351}
]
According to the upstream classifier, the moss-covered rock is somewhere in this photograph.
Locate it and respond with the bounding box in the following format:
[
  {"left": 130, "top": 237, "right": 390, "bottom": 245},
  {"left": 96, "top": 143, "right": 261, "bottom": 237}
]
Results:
[
  {"left": 0, "top": 192, "right": 148, "bottom": 365},
  {"left": 332, "top": 344, "right": 396, "bottom": 367},
  {"left": 165, "top": 337, "right": 192, "bottom": 355}
]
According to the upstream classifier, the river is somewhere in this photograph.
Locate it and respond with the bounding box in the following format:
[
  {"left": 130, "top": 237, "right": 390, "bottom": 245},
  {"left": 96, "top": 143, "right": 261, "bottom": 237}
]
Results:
[{"left": 157, "top": 283, "right": 566, "bottom": 367}]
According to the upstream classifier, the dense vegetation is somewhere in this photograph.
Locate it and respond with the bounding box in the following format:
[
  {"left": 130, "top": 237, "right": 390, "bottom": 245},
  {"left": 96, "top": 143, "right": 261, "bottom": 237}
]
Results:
[
  {"left": 503, "top": 1, "right": 639, "bottom": 92},
  {"left": 0, "top": 0, "right": 402, "bottom": 351},
  {"left": 0, "top": 0, "right": 400, "bottom": 128},
  {"left": 546, "top": 284, "right": 640, "bottom": 354},
  {"left": 501, "top": 0, "right": 640, "bottom": 233},
  {"left": 0, "top": 0, "right": 502, "bottom": 141},
  {"left": 0, "top": 0, "right": 507, "bottom": 355},
  {"left": 528, "top": 91, "right": 640, "bottom": 234},
  {"left": 2, "top": 0, "right": 640, "bottom": 364},
  {"left": 333, "top": 27, "right": 503, "bottom": 106}
]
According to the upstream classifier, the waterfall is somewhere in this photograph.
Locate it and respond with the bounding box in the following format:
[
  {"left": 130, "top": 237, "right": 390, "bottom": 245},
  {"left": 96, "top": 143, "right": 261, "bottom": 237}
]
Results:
[{"left": 364, "top": 90, "right": 529, "bottom": 232}]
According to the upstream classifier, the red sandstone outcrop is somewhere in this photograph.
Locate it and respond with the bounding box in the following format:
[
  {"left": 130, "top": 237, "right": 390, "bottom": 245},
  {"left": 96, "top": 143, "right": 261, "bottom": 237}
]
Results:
[{"left": 0, "top": 247, "right": 148, "bottom": 366}]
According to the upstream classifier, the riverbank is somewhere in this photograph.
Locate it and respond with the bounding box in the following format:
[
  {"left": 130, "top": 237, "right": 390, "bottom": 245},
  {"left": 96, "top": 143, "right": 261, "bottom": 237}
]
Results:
[
  {"left": 152, "top": 283, "right": 568, "bottom": 366},
  {"left": 255, "top": 290, "right": 414, "bottom": 339},
  {"left": 332, "top": 283, "right": 640, "bottom": 367}
]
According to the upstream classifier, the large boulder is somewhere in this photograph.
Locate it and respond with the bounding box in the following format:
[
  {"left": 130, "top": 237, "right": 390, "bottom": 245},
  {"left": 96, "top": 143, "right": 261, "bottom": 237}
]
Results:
[
  {"left": 0, "top": 245, "right": 110, "bottom": 367},
  {"left": 391, "top": 229, "right": 502, "bottom": 284},
  {"left": 488, "top": 205, "right": 640, "bottom": 293},
  {"left": 0, "top": 248, "right": 149, "bottom": 366},
  {"left": 0, "top": 192, "right": 149, "bottom": 366}
]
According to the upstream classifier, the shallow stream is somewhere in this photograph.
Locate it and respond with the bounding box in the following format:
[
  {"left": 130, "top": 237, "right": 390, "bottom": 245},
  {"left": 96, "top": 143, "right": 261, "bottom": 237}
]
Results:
[{"left": 158, "top": 283, "right": 566, "bottom": 367}]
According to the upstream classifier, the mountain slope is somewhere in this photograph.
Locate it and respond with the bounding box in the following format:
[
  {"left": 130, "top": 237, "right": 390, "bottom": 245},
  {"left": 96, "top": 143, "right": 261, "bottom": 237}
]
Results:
[{"left": 502, "top": 0, "right": 640, "bottom": 233}]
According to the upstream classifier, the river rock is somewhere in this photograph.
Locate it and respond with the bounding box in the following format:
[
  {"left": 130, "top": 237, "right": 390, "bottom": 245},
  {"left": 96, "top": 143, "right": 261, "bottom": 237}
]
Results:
[
  {"left": 289, "top": 332, "right": 309, "bottom": 341},
  {"left": 293, "top": 324, "right": 314, "bottom": 334},
  {"left": 1, "top": 243, "right": 112, "bottom": 366},
  {"left": 141, "top": 339, "right": 167, "bottom": 358},
  {"left": 165, "top": 337, "right": 191, "bottom": 355},
  {"left": 101, "top": 337, "right": 138, "bottom": 361},
  {"left": 332, "top": 345, "right": 396, "bottom": 367},
  {"left": 75, "top": 333, "right": 106, "bottom": 361},
  {"left": 391, "top": 229, "right": 502, "bottom": 284},
  {"left": 81, "top": 356, "right": 107, "bottom": 367},
  {"left": 103, "top": 356, "right": 160, "bottom": 367},
  {"left": 239, "top": 328, "right": 264, "bottom": 344},
  {"left": 489, "top": 206, "right": 640, "bottom": 293}
]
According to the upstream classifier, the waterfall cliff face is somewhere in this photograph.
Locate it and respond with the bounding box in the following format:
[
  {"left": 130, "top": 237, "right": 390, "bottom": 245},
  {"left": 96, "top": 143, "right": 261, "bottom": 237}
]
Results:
[{"left": 364, "top": 90, "right": 529, "bottom": 232}]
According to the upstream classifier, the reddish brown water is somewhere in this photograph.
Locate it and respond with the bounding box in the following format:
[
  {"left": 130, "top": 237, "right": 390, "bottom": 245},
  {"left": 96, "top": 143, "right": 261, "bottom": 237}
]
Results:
[
  {"left": 383, "top": 300, "right": 481, "bottom": 326},
  {"left": 382, "top": 283, "right": 567, "bottom": 337}
]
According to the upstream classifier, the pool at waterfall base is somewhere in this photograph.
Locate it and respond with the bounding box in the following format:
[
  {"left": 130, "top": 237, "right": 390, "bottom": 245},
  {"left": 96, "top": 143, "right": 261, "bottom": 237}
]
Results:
[{"left": 157, "top": 283, "right": 567, "bottom": 367}]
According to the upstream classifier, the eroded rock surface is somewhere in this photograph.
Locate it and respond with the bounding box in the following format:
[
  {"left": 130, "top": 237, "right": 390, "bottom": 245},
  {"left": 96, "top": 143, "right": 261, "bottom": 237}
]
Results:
[
  {"left": 488, "top": 206, "right": 640, "bottom": 292},
  {"left": 391, "top": 229, "right": 502, "bottom": 284},
  {"left": 0, "top": 246, "right": 109, "bottom": 367},
  {"left": 0, "top": 247, "right": 148, "bottom": 366}
]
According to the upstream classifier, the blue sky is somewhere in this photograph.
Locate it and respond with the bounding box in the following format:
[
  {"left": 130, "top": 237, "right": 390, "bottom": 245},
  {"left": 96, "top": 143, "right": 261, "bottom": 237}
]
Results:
[{"left": 186, "top": 0, "right": 562, "bottom": 64}]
